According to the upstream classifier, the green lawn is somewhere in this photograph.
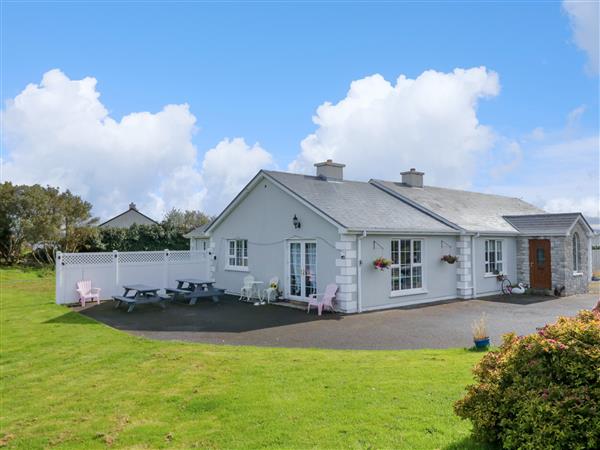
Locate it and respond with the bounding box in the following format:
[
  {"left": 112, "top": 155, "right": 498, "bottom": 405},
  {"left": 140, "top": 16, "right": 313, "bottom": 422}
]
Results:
[{"left": 0, "top": 268, "right": 491, "bottom": 449}]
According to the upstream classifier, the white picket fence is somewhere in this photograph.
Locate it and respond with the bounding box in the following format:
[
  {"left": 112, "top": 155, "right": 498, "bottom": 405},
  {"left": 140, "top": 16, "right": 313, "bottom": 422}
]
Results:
[{"left": 55, "top": 250, "right": 212, "bottom": 304}]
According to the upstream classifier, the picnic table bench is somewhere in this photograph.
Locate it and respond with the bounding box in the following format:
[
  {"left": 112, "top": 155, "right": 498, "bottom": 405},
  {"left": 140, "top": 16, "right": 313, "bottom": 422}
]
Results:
[
  {"left": 112, "top": 284, "right": 170, "bottom": 313},
  {"left": 166, "top": 278, "right": 226, "bottom": 305}
]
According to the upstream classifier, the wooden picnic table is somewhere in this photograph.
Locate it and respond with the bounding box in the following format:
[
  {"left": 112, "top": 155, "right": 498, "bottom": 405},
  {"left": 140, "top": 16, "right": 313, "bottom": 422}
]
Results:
[
  {"left": 112, "top": 284, "right": 170, "bottom": 313},
  {"left": 167, "top": 278, "right": 224, "bottom": 305}
]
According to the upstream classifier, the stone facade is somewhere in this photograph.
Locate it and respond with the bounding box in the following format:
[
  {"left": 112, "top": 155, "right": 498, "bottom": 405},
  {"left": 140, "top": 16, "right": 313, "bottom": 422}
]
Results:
[
  {"left": 456, "top": 235, "right": 473, "bottom": 298},
  {"left": 563, "top": 221, "right": 590, "bottom": 294},
  {"left": 515, "top": 221, "right": 590, "bottom": 296},
  {"left": 335, "top": 234, "right": 358, "bottom": 313}
]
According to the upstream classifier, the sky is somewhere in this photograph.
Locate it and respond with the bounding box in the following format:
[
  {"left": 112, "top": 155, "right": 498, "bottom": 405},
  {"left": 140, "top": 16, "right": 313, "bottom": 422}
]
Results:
[{"left": 1, "top": 0, "right": 599, "bottom": 226}]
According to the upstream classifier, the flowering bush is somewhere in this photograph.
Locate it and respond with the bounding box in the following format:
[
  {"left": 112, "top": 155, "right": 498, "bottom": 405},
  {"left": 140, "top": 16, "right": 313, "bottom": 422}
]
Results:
[
  {"left": 454, "top": 309, "right": 600, "bottom": 449},
  {"left": 373, "top": 257, "right": 392, "bottom": 270}
]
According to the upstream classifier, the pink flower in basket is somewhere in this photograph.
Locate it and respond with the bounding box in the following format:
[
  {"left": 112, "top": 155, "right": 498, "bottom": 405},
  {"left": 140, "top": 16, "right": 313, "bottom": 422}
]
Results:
[{"left": 373, "top": 257, "right": 392, "bottom": 270}]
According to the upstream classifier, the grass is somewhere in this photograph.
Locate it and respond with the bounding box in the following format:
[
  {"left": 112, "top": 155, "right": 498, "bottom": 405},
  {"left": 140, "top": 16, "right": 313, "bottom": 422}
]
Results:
[{"left": 0, "top": 267, "right": 492, "bottom": 449}]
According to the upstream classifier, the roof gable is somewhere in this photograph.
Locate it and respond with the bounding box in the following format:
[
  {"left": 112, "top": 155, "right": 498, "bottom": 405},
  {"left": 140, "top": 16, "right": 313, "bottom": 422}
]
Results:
[
  {"left": 206, "top": 171, "right": 347, "bottom": 234},
  {"left": 99, "top": 207, "right": 158, "bottom": 228},
  {"left": 503, "top": 213, "right": 594, "bottom": 236}
]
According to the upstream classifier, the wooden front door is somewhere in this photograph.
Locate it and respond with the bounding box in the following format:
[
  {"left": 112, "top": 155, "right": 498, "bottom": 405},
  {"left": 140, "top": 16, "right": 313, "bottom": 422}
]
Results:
[{"left": 529, "top": 239, "right": 551, "bottom": 289}]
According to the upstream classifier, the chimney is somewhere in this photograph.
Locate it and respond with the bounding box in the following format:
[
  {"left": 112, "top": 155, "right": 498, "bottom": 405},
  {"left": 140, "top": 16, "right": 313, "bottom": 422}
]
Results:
[
  {"left": 314, "top": 159, "right": 345, "bottom": 181},
  {"left": 129, "top": 202, "right": 137, "bottom": 210},
  {"left": 401, "top": 168, "right": 424, "bottom": 188}
]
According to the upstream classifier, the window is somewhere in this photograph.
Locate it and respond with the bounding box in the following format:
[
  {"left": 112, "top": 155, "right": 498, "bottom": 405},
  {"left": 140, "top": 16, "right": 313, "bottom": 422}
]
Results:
[
  {"left": 391, "top": 239, "right": 423, "bottom": 293},
  {"left": 484, "top": 240, "right": 503, "bottom": 274},
  {"left": 573, "top": 232, "right": 581, "bottom": 272},
  {"left": 227, "top": 239, "right": 248, "bottom": 268}
]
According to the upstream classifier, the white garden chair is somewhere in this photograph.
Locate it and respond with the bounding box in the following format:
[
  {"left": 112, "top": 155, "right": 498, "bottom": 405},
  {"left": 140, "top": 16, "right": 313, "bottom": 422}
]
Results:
[
  {"left": 263, "top": 277, "right": 279, "bottom": 304},
  {"left": 76, "top": 280, "right": 101, "bottom": 307},
  {"left": 239, "top": 275, "right": 255, "bottom": 302}
]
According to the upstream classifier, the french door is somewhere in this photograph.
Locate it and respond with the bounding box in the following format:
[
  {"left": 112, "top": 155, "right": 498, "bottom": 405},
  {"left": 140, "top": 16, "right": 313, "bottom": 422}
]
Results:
[{"left": 288, "top": 240, "right": 317, "bottom": 300}]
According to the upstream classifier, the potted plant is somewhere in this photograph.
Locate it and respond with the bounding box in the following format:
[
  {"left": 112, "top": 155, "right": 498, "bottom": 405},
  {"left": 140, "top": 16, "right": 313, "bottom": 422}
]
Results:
[
  {"left": 471, "top": 314, "right": 490, "bottom": 349},
  {"left": 373, "top": 257, "right": 392, "bottom": 270},
  {"left": 440, "top": 254, "right": 457, "bottom": 264}
]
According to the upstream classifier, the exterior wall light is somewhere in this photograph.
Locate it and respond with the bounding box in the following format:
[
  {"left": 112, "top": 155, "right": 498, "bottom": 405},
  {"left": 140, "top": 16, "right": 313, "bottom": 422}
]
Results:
[{"left": 293, "top": 215, "right": 301, "bottom": 229}]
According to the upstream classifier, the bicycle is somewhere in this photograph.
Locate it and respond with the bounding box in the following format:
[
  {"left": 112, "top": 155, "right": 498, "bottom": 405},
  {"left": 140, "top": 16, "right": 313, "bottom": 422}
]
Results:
[{"left": 496, "top": 274, "right": 513, "bottom": 295}]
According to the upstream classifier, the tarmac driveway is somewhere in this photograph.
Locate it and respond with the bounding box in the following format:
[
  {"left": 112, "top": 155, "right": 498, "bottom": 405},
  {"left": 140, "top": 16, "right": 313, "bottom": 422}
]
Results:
[{"left": 78, "top": 293, "right": 598, "bottom": 350}]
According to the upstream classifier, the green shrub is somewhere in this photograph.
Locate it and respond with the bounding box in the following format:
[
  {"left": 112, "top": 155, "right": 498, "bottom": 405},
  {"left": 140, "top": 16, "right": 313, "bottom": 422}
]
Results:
[{"left": 454, "top": 309, "right": 600, "bottom": 450}]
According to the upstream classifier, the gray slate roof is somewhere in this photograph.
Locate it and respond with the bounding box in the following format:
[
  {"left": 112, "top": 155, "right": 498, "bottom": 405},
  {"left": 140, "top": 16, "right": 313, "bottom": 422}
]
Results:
[
  {"left": 503, "top": 213, "right": 589, "bottom": 235},
  {"left": 264, "top": 171, "right": 456, "bottom": 233},
  {"left": 371, "top": 180, "right": 544, "bottom": 233},
  {"left": 98, "top": 207, "right": 158, "bottom": 228},
  {"left": 184, "top": 222, "right": 211, "bottom": 238}
]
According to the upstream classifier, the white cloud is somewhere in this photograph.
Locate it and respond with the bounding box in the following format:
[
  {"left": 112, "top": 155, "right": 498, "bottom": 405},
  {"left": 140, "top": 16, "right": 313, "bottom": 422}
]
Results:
[
  {"left": 201, "top": 137, "right": 275, "bottom": 213},
  {"left": 545, "top": 196, "right": 599, "bottom": 218},
  {"left": 484, "top": 134, "right": 599, "bottom": 221},
  {"left": 563, "top": 0, "right": 600, "bottom": 74},
  {"left": 1, "top": 69, "right": 275, "bottom": 219},
  {"left": 2, "top": 69, "right": 202, "bottom": 220},
  {"left": 290, "top": 67, "right": 500, "bottom": 187},
  {"left": 528, "top": 127, "right": 546, "bottom": 141},
  {"left": 566, "top": 104, "right": 586, "bottom": 130},
  {"left": 489, "top": 141, "right": 523, "bottom": 179}
]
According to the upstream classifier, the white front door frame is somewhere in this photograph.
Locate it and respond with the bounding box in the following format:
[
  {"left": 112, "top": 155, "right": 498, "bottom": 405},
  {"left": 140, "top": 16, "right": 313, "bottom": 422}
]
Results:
[{"left": 286, "top": 239, "right": 317, "bottom": 301}]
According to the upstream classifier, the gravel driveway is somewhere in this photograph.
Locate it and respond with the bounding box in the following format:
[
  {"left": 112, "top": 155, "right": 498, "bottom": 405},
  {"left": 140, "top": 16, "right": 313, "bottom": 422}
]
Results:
[{"left": 79, "top": 292, "right": 598, "bottom": 350}]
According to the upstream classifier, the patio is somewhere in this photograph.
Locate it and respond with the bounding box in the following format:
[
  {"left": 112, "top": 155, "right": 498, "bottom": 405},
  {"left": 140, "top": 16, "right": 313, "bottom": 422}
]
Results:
[{"left": 78, "top": 293, "right": 599, "bottom": 350}]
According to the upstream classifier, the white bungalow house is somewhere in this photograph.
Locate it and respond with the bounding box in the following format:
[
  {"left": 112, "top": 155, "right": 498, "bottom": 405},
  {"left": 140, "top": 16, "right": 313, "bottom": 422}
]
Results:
[
  {"left": 188, "top": 160, "right": 594, "bottom": 313},
  {"left": 98, "top": 203, "right": 158, "bottom": 229}
]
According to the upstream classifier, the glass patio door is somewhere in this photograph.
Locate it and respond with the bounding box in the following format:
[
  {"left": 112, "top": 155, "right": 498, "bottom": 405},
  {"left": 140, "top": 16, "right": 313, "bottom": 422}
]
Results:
[{"left": 288, "top": 241, "right": 317, "bottom": 300}]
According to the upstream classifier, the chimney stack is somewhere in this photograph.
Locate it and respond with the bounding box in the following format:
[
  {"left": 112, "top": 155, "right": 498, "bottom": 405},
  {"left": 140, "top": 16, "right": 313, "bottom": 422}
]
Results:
[
  {"left": 314, "top": 159, "right": 345, "bottom": 181},
  {"left": 401, "top": 168, "right": 424, "bottom": 188}
]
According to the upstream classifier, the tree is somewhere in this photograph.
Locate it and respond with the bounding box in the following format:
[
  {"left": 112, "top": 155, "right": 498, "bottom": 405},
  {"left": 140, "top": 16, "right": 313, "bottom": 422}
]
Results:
[
  {"left": 0, "top": 182, "right": 98, "bottom": 265},
  {"left": 0, "top": 183, "right": 24, "bottom": 264},
  {"left": 162, "top": 208, "right": 211, "bottom": 233}
]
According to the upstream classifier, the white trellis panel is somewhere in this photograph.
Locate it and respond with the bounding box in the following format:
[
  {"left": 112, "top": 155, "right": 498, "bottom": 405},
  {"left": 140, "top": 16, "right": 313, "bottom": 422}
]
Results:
[{"left": 55, "top": 250, "right": 211, "bottom": 304}]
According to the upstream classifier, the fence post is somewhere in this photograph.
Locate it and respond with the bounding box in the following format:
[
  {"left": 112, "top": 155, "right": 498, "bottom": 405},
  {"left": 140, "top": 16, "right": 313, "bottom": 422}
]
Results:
[
  {"left": 163, "top": 249, "right": 169, "bottom": 289},
  {"left": 113, "top": 250, "right": 119, "bottom": 296},
  {"left": 55, "top": 251, "right": 62, "bottom": 304}
]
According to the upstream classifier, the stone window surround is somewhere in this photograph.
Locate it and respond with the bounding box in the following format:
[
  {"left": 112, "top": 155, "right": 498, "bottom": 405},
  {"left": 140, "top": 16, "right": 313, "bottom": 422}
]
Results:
[{"left": 572, "top": 232, "right": 582, "bottom": 274}]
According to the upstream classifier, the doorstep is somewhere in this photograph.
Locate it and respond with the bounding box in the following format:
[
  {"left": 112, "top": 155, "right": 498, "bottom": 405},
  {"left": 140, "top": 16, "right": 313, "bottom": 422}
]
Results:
[{"left": 271, "top": 299, "right": 307, "bottom": 311}]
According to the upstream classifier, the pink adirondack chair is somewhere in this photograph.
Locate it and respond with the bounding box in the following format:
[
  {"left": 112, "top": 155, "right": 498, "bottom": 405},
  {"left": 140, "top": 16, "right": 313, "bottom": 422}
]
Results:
[
  {"left": 307, "top": 283, "right": 338, "bottom": 316},
  {"left": 76, "top": 280, "right": 101, "bottom": 307}
]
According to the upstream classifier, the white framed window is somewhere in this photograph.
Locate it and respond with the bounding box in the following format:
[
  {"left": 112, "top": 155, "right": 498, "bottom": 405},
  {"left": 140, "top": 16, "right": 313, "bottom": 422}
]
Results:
[
  {"left": 227, "top": 239, "right": 248, "bottom": 269},
  {"left": 484, "top": 239, "right": 503, "bottom": 274},
  {"left": 391, "top": 239, "right": 423, "bottom": 293},
  {"left": 572, "top": 232, "right": 581, "bottom": 272}
]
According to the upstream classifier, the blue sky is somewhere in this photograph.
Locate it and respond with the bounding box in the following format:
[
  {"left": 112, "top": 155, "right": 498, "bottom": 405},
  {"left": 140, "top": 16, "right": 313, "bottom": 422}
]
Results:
[{"left": 1, "top": 1, "right": 599, "bottom": 223}]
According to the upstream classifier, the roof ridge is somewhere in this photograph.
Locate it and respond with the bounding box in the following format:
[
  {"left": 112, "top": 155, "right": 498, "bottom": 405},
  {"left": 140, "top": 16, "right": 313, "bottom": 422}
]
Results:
[{"left": 374, "top": 178, "right": 529, "bottom": 201}]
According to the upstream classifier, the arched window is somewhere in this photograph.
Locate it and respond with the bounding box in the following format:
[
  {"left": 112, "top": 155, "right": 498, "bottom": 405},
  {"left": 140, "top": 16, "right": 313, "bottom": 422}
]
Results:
[{"left": 572, "top": 232, "right": 581, "bottom": 272}]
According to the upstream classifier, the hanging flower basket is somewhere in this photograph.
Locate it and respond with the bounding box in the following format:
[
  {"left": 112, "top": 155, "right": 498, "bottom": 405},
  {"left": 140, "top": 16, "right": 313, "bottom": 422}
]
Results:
[
  {"left": 373, "top": 257, "right": 392, "bottom": 270},
  {"left": 441, "top": 254, "right": 457, "bottom": 264}
]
